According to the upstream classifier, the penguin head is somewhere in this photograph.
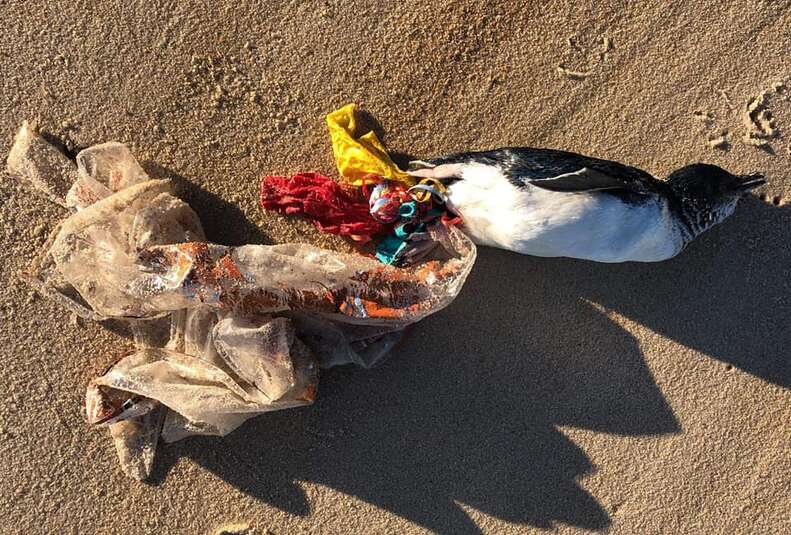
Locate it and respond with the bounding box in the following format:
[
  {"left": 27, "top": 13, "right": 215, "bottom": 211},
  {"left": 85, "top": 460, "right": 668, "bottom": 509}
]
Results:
[{"left": 666, "top": 164, "right": 766, "bottom": 235}]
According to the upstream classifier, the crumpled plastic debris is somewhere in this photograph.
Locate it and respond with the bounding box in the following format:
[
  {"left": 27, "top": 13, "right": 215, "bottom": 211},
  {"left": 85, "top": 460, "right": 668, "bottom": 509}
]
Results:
[
  {"left": 368, "top": 180, "right": 411, "bottom": 223},
  {"left": 263, "top": 105, "right": 463, "bottom": 266},
  {"left": 6, "top": 121, "right": 76, "bottom": 206},
  {"left": 326, "top": 103, "right": 415, "bottom": 187},
  {"left": 370, "top": 178, "right": 455, "bottom": 266},
  {"left": 7, "top": 123, "right": 476, "bottom": 481},
  {"left": 260, "top": 172, "right": 389, "bottom": 241},
  {"left": 260, "top": 171, "right": 460, "bottom": 266}
]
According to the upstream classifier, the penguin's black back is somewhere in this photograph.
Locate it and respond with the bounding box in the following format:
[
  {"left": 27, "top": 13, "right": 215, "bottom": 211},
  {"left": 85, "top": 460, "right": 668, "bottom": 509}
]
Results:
[{"left": 424, "top": 147, "right": 664, "bottom": 194}]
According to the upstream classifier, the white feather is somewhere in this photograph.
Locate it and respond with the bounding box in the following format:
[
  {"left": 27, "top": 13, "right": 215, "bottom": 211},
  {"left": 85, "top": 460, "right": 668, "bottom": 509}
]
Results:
[{"left": 441, "top": 163, "right": 685, "bottom": 263}]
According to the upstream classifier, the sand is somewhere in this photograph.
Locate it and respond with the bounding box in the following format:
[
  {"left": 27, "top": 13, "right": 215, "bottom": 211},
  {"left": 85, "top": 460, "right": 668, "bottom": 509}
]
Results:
[{"left": 1, "top": 1, "right": 790, "bottom": 533}]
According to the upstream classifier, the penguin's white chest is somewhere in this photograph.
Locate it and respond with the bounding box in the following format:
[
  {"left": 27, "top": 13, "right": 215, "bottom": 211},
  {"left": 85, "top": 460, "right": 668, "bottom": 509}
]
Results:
[{"left": 445, "top": 164, "right": 684, "bottom": 262}]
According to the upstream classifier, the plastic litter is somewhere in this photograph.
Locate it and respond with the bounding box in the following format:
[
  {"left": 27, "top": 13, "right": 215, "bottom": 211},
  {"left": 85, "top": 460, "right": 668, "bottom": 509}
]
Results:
[
  {"left": 264, "top": 105, "right": 463, "bottom": 266},
  {"left": 260, "top": 172, "right": 389, "bottom": 242},
  {"left": 326, "top": 103, "right": 415, "bottom": 187},
  {"left": 368, "top": 180, "right": 411, "bottom": 223},
  {"left": 7, "top": 123, "right": 476, "bottom": 480},
  {"left": 6, "top": 121, "right": 76, "bottom": 207}
]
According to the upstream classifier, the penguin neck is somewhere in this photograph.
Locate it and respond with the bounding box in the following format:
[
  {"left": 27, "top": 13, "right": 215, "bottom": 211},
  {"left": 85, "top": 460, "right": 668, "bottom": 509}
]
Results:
[{"left": 665, "top": 187, "right": 736, "bottom": 244}]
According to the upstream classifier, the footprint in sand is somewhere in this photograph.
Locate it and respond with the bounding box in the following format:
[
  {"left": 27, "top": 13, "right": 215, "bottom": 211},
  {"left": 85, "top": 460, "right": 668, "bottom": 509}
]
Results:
[
  {"left": 213, "top": 524, "right": 258, "bottom": 535},
  {"left": 693, "top": 110, "right": 730, "bottom": 150},
  {"left": 694, "top": 79, "right": 790, "bottom": 154},
  {"left": 557, "top": 35, "right": 612, "bottom": 80},
  {"left": 741, "top": 82, "right": 786, "bottom": 148}
]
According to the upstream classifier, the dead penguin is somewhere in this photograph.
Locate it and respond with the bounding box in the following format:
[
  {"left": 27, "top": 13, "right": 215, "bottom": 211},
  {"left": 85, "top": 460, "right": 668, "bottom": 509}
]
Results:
[{"left": 409, "top": 147, "right": 765, "bottom": 262}]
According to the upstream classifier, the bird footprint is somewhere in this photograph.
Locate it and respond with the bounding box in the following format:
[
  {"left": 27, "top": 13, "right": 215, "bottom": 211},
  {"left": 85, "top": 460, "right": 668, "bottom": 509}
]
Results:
[
  {"left": 741, "top": 83, "right": 786, "bottom": 148},
  {"left": 693, "top": 110, "right": 730, "bottom": 150},
  {"left": 557, "top": 35, "right": 612, "bottom": 80},
  {"left": 694, "top": 79, "right": 790, "bottom": 153}
]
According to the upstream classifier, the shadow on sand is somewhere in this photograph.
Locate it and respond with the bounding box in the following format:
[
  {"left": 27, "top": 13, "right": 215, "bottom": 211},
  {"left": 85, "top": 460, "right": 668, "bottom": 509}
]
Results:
[
  {"left": 145, "top": 164, "right": 787, "bottom": 532},
  {"left": 580, "top": 196, "right": 790, "bottom": 389},
  {"left": 142, "top": 162, "right": 272, "bottom": 247}
]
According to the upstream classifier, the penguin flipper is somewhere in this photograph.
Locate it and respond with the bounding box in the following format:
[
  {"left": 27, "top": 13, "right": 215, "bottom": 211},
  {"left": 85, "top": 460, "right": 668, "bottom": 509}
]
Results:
[
  {"left": 407, "top": 160, "right": 436, "bottom": 170},
  {"left": 408, "top": 148, "right": 529, "bottom": 181},
  {"left": 528, "top": 167, "right": 650, "bottom": 194},
  {"left": 407, "top": 162, "right": 466, "bottom": 180}
]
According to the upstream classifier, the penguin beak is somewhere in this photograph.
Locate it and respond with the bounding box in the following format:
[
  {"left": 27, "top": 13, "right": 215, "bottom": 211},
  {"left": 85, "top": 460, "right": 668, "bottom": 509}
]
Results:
[{"left": 730, "top": 172, "right": 766, "bottom": 194}]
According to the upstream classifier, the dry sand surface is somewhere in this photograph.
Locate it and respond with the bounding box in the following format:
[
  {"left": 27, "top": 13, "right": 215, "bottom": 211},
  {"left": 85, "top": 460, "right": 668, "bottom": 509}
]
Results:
[{"left": 1, "top": 1, "right": 790, "bottom": 533}]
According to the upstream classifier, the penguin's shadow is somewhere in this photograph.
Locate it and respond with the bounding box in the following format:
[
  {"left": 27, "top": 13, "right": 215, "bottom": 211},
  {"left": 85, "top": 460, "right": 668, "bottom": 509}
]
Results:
[
  {"left": 578, "top": 195, "right": 791, "bottom": 388},
  {"left": 144, "top": 166, "right": 689, "bottom": 532},
  {"left": 155, "top": 257, "right": 680, "bottom": 532},
  {"left": 142, "top": 165, "right": 785, "bottom": 532}
]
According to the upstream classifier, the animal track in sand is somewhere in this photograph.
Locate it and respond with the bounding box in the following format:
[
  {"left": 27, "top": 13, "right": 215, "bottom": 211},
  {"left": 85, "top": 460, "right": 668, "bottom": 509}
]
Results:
[
  {"left": 213, "top": 524, "right": 258, "bottom": 535},
  {"left": 184, "top": 54, "right": 259, "bottom": 109},
  {"left": 757, "top": 192, "right": 784, "bottom": 206},
  {"left": 557, "top": 35, "right": 612, "bottom": 80},
  {"left": 741, "top": 83, "right": 785, "bottom": 148},
  {"left": 693, "top": 108, "right": 730, "bottom": 150},
  {"left": 693, "top": 79, "right": 790, "bottom": 153},
  {"left": 693, "top": 109, "right": 730, "bottom": 150},
  {"left": 181, "top": 51, "right": 304, "bottom": 139}
]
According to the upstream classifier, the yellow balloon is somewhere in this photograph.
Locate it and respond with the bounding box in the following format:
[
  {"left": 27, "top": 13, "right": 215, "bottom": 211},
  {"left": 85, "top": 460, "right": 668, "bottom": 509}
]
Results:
[{"left": 326, "top": 103, "right": 415, "bottom": 187}]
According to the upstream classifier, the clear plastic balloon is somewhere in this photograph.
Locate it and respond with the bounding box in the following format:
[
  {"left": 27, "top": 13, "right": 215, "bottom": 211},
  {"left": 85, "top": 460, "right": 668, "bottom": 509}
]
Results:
[{"left": 7, "top": 123, "right": 476, "bottom": 480}]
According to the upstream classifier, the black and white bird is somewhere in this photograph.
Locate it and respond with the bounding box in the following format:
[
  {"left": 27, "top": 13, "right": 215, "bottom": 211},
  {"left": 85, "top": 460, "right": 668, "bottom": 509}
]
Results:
[{"left": 408, "top": 148, "right": 766, "bottom": 263}]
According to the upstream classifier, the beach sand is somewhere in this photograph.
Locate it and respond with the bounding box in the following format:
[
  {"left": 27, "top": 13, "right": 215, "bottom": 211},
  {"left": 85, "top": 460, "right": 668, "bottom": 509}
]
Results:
[{"left": 1, "top": 1, "right": 789, "bottom": 533}]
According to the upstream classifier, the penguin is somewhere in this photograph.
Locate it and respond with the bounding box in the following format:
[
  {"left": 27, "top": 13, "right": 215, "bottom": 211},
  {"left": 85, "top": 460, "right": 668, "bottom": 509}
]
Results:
[{"left": 408, "top": 147, "right": 766, "bottom": 263}]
